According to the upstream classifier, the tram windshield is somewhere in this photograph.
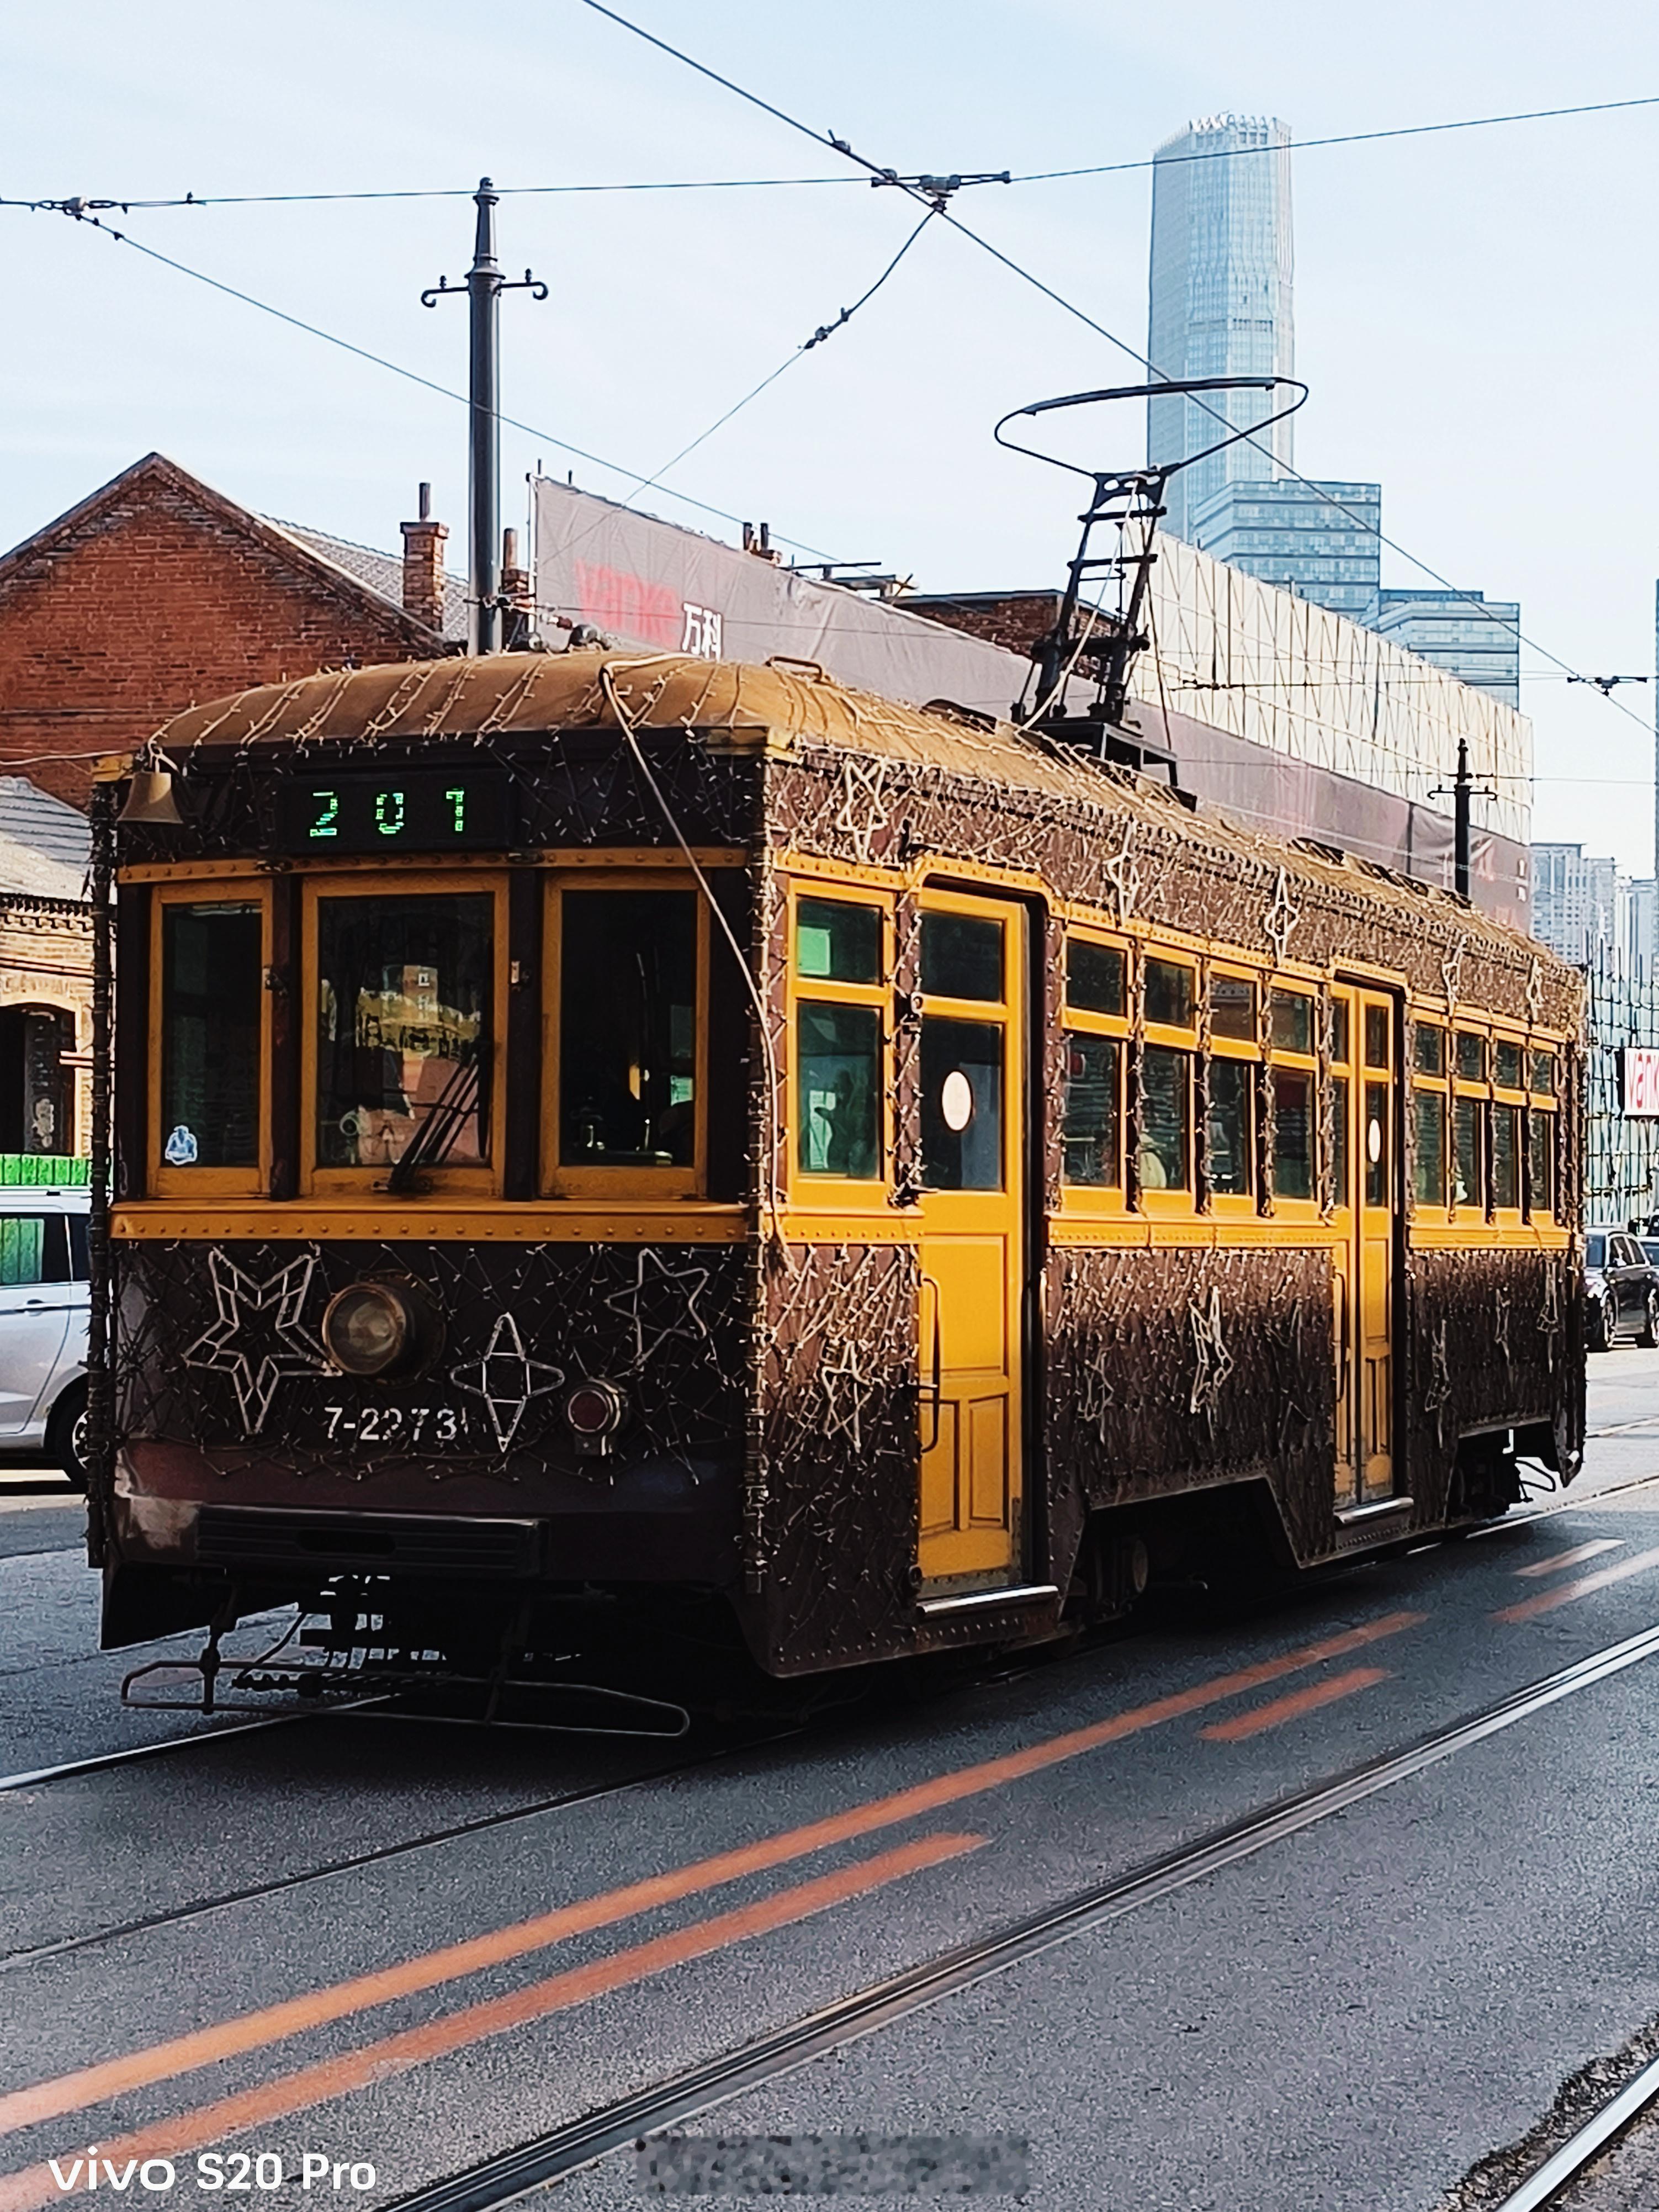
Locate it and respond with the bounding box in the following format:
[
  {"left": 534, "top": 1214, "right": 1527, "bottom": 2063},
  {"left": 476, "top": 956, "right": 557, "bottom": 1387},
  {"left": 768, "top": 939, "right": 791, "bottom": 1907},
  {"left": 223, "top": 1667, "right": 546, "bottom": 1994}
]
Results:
[{"left": 315, "top": 893, "right": 491, "bottom": 1168}]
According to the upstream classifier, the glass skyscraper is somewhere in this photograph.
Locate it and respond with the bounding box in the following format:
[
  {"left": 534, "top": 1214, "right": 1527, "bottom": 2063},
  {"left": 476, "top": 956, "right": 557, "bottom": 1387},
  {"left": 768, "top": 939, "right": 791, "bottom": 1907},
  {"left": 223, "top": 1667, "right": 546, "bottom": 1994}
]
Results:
[{"left": 1147, "top": 114, "right": 1295, "bottom": 541}]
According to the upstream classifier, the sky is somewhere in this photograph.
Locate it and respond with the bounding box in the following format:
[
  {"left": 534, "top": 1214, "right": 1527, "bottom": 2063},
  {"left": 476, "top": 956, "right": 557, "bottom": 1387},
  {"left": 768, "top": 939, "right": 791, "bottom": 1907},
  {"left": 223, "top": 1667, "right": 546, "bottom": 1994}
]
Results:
[{"left": 4, "top": 0, "right": 1658, "bottom": 866}]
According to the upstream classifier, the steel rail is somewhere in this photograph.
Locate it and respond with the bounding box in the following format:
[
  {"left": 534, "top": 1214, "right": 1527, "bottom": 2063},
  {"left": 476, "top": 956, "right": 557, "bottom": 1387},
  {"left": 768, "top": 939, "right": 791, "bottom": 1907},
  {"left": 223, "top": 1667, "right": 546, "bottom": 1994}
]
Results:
[
  {"left": 1491, "top": 2052, "right": 1659, "bottom": 2210},
  {"left": 384, "top": 1617, "right": 1659, "bottom": 2212},
  {"left": 0, "top": 1718, "right": 802, "bottom": 1975},
  {"left": 0, "top": 1710, "right": 317, "bottom": 1794}
]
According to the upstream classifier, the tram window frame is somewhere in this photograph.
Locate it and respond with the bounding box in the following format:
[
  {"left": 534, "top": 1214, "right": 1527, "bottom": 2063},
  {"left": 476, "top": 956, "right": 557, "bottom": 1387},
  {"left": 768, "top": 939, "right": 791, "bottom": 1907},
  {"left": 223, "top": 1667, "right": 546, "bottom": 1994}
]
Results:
[
  {"left": 787, "top": 879, "right": 892, "bottom": 1204},
  {"left": 1268, "top": 983, "right": 1318, "bottom": 1209},
  {"left": 1527, "top": 1048, "right": 1559, "bottom": 1221},
  {"left": 1492, "top": 1035, "right": 1527, "bottom": 1217},
  {"left": 300, "top": 871, "right": 509, "bottom": 1198},
  {"left": 1060, "top": 927, "right": 1131, "bottom": 1210},
  {"left": 1329, "top": 996, "right": 1351, "bottom": 1212},
  {"left": 1139, "top": 945, "right": 1197, "bottom": 1213},
  {"left": 542, "top": 868, "right": 713, "bottom": 1202},
  {"left": 1412, "top": 1014, "right": 1449, "bottom": 1212},
  {"left": 1451, "top": 1022, "right": 1490, "bottom": 1218},
  {"left": 149, "top": 879, "right": 271, "bottom": 1198},
  {"left": 1205, "top": 963, "right": 1259, "bottom": 1214}
]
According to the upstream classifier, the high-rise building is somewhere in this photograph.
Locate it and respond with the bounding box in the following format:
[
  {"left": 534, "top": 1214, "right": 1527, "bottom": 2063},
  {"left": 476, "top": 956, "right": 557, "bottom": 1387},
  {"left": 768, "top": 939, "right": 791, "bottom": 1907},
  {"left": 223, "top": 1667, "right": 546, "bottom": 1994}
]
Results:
[
  {"left": 1186, "top": 478, "right": 1380, "bottom": 622},
  {"left": 1372, "top": 589, "right": 1520, "bottom": 708},
  {"left": 1531, "top": 842, "right": 1635, "bottom": 972},
  {"left": 1147, "top": 115, "right": 1295, "bottom": 541}
]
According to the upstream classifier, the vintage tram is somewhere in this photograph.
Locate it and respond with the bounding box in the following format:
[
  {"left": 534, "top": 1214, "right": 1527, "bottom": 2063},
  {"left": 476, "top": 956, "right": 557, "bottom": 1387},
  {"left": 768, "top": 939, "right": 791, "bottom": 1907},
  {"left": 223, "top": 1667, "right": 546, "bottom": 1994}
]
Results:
[{"left": 86, "top": 646, "right": 1583, "bottom": 1699}]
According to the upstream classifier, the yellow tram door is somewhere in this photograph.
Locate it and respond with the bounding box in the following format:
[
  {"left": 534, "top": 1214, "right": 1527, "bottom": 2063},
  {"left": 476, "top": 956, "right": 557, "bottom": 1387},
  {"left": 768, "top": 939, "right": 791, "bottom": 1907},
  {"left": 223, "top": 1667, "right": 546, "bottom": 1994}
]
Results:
[
  {"left": 915, "top": 892, "right": 1026, "bottom": 1590},
  {"left": 1332, "top": 985, "right": 1400, "bottom": 1506}
]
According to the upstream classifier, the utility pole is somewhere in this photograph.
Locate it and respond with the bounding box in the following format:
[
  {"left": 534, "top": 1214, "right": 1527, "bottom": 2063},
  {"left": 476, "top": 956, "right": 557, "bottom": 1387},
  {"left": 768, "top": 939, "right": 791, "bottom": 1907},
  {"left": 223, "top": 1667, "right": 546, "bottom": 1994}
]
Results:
[
  {"left": 423, "top": 180, "right": 547, "bottom": 654},
  {"left": 1432, "top": 737, "right": 1496, "bottom": 903}
]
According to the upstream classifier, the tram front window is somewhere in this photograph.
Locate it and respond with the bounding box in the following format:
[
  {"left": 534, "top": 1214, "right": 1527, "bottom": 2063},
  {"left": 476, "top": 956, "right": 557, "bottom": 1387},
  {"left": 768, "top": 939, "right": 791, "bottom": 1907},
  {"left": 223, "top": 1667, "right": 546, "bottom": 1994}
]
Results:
[
  {"left": 315, "top": 895, "right": 491, "bottom": 1168},
  {"left": 560, "top": 891, "right": 697, "bottom": 1167},
  {"left": 160, "top": 902, "right": 262, "bottom": 1168}
]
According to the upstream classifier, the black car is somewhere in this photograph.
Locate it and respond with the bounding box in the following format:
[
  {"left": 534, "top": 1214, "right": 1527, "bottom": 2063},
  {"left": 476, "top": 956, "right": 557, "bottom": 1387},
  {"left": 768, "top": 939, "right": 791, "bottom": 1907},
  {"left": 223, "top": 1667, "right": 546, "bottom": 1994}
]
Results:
[{"left": 1585, "top": 1229, "right": 1659, "bottom": 1350}]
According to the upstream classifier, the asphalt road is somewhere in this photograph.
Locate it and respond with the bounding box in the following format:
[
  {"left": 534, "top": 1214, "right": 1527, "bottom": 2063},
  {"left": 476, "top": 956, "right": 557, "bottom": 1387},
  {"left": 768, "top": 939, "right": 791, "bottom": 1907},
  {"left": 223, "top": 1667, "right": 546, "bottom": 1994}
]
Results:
[{"left": 5, "top": 1359, "right": 1659, "bottom": 2211}]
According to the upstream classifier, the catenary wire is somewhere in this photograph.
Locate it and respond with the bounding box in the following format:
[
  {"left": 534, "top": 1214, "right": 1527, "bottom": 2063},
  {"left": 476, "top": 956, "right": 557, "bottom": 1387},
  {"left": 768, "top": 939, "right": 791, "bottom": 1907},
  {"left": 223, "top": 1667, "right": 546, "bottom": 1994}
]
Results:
[
  {"left": 574, "top": 0, "right": 1653, "bottom": 746},
  {"left": 52, "top": 211, "right": 844, "bottom": 564},
  {"left": 11, "top": 86, "right": 1653, "bottom": 209},
  {"left": 4, "top": 88, "right": 1658, "bottom": 214}
]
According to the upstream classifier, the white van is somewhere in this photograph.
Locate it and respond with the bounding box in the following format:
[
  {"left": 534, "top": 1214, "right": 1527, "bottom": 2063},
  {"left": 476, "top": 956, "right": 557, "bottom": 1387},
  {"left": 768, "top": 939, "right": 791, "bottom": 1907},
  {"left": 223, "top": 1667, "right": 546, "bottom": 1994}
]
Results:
[{"left": 0, "top": 1186, "right": 88, "bottom": 1485}]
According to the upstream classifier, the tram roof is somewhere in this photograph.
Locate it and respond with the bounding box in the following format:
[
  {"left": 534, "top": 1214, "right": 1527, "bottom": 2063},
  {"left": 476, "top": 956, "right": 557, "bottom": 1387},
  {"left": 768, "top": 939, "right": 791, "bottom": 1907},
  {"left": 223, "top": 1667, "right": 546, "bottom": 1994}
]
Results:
[{"left": 144, "top": 649, "right": 1555, "bottom": 968}]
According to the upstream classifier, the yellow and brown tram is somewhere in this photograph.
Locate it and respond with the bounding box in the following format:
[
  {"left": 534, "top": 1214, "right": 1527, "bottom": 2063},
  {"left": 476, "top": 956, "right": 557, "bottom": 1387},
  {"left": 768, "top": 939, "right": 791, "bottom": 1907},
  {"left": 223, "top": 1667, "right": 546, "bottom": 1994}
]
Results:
[{"left": 86, "top": 649, "right": 1584, "bottom": 1690}]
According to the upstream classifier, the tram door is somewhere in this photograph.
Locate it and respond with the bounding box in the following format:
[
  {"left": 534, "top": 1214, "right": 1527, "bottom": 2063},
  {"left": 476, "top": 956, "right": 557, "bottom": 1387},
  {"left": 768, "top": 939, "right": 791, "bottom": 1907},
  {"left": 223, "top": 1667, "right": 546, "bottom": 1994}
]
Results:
[
  {"left": 1331, "top": 985, "right": 1400, "bottom": 1506},
  {"left": 915, "top": 892, "right": 1026, "bottom": 1589}
]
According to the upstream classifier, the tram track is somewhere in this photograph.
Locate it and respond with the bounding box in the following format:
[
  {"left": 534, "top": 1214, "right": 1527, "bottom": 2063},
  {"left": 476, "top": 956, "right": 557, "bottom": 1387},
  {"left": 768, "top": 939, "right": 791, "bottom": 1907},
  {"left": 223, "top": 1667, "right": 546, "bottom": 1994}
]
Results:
[
  {"left": 351, "top": 1617, "right": 1659, "bottom": 2212},
  {"left": 0, "top": 1715, "right": 804, "bottom": 1976},
  {"left": 1488, "top": 2057, "right": 1659, "bottom": 2210}
]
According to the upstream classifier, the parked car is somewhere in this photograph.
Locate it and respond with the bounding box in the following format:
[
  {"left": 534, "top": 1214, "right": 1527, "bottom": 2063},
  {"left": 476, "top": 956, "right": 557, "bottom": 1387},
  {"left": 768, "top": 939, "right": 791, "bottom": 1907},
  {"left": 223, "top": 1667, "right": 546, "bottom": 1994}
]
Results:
[
  {"left": 1584, "top": 1227, "right": 1659, "bottom": 1352},
  {"left": 0, "top": 1186, "right": 88, "bottom": 1484}
]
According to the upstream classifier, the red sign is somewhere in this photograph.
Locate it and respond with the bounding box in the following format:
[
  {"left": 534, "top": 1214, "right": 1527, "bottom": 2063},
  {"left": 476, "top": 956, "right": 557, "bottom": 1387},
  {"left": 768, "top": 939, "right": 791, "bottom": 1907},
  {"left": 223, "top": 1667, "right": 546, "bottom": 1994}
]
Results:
[{"left": 1623, "top": 1047, "right": 1659, "bottom": 1116}]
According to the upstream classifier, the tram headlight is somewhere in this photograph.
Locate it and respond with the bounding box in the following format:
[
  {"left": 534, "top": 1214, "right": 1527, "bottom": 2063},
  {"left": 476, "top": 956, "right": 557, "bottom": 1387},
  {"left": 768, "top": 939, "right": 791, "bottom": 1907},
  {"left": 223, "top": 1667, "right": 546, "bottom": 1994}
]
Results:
[
  {"left": 564, "top": 1378, "right": 627, "bottom": 1455},
  {"left": 322, "top": 1282, "right": 418, "bottom": 1377}
]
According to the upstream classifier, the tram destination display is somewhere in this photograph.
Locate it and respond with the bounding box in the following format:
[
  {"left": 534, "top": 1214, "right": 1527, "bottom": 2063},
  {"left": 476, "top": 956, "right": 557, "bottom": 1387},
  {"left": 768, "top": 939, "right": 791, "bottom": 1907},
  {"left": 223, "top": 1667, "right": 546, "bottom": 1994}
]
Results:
[{"left": 272, "top": 770, "right": 510, "bottom": 854}]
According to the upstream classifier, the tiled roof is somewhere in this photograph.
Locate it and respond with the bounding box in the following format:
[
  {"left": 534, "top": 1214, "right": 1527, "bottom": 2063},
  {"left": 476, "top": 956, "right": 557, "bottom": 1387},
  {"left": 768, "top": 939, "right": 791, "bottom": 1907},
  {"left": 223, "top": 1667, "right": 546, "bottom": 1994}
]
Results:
[
  {"left": 265, "top": 519, "right": 469, "bottom": 644},
  {"left": 0, "top": 776, "right": 89, "bottom": 898}
]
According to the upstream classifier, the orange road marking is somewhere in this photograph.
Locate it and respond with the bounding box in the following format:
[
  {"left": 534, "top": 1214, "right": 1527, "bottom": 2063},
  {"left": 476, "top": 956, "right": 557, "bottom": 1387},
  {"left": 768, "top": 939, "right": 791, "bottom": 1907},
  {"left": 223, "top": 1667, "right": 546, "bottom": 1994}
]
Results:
[
  {"left": 0, "top": 1834, "right": 982, "bottom": 2212},
  {"left": 1496, "top": 1546, "right": 1659, "bottom": 1623},
  {"left": 1199, "top": 1666, "right": 1390, "bottom": 1743},
  {"left": 0, "top": 1607, "right": 1424, "bottom": 2140},
  {"left": 1513, "top": 1540, "right": 1623, "bottom": 1580}
]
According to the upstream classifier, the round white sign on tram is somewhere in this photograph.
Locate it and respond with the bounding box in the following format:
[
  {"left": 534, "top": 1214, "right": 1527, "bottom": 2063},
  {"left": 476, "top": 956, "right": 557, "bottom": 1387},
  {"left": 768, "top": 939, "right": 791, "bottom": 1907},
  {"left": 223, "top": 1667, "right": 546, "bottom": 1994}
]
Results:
[
  {"left": 1366, "top": 1118, "right": 1383, "bottom": 1165},
  {"left": 940, "top": 1069, "right": 974, "bottom": 1132}
]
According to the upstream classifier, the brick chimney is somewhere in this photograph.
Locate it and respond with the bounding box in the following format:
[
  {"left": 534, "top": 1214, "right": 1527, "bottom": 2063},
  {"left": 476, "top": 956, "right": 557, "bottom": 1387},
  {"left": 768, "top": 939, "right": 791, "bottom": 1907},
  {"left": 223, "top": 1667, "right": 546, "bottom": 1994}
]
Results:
[{"left": 399, "top": 483, "right": 448, "bottom": 633}]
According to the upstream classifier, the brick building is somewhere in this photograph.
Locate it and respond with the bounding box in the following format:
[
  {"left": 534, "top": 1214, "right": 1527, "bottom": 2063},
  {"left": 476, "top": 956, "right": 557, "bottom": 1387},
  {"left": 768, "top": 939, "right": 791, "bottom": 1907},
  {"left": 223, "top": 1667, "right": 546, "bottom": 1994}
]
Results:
[
  {"left": 0, "top": 775, "right": 92, "bottom": 1155},
  {"left": 0, "top": 453, "right": 463, "bottom": 808}
]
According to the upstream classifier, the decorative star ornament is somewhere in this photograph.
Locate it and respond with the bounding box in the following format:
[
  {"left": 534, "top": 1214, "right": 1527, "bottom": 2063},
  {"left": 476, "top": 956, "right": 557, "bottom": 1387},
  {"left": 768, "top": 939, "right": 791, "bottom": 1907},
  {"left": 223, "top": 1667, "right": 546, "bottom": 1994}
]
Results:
[
  {"left": 833, "top": 757, "right": 887, "bottom": 864},
  {"left": 453, "top": 1313, "right": 564, "bottom": 1452},
  {"left": 603, "top": 1248, "right": 712, "bottom": 1371},
  {"left": 1188, "top": 1287, "right": 1234, "bottom": 1425},
  {"left": 1422, "top": 1320, "right": 1452, "bottom": 1444},
  {"left": 182, "top": 1251, "right": 328, "bottom": 1436},
  {"left": 1493, "top": 1289, "right": 1512, "bottom": 1371},
  {"left": 1263, "top": 868, "right": 1300, "bottom": 963},
  {"left": 815, "top": 1339, "right": 868, "bottom": 1454},
  {"left": 1441, "top": 939, "right": 1466, "bottom": 1011},
  {"left": 1526, "top": 957, "right": 1544, "bottom": 1023},
  {"left": 1101, "top": 824, "right": 1140, "bottom": 924}
]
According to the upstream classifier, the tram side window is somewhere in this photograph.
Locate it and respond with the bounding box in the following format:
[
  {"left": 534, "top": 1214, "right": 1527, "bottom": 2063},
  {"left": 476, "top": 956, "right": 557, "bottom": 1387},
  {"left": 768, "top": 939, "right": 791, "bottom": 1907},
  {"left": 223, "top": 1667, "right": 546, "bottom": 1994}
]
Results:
[
  {"left": 560, "top": 891, "right": 696, "bottom": 1168},
  {"left": 1139, "top": 1045, "right": 1190, "bottom": 1192},
  {"left": 1272, "top": 1069, "right": 1315, "bottom": 1199},
  {"left": 1529, "top": 1110, "right": 1554, "bottom": 1214},
  {"left": 1206, "top": 1057, "right": 1253, "bottom": 1196},
  {"left": 316, "top": 895, "right": 492, "bottom": 1169},
  {"left": 1453, "top": 1095, "right": 1482, "bottom": 1208},
  {"left": 1414, "top": 1091, "right": 1446, "bottom": 1205},
  {"left": 1492, "top": 1104, "right": 1520, "bottom": 1209},
  {"left": 1062, "top": 1034, "right": 1121, "bottom": 1188},
  {"left": 160, "top": 902, "right": 262, "bottom": 1168},
  {"left": 798, "top": 1004, "right": 880, "bottom": 1178}
]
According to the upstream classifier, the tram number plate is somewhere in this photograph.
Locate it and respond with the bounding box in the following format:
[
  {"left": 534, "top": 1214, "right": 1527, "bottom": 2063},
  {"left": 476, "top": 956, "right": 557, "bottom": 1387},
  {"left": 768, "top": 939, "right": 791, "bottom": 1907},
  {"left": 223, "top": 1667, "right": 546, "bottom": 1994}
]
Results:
[{"left": 322, "top": 1405, "right": 468, "bottom": 1447}]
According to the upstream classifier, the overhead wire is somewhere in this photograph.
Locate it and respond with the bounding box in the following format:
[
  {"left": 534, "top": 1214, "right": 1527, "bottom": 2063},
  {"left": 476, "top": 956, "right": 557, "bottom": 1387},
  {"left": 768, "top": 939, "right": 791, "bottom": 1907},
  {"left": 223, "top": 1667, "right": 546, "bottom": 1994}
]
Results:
[
  {"left": 6, "top": 89, "right": 1659, "bottom": 212},
  {"left": 51, "top": 209, "right": 844, "bottom": 563},
  {"left": 573, "top": 0, "right": 1655, "bottom": 746}
]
